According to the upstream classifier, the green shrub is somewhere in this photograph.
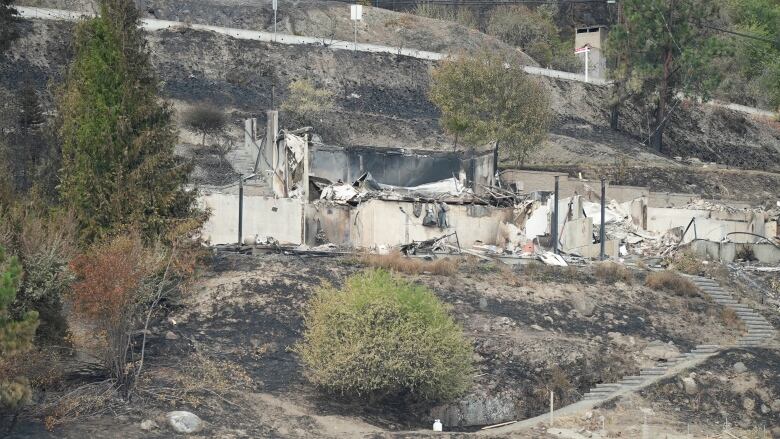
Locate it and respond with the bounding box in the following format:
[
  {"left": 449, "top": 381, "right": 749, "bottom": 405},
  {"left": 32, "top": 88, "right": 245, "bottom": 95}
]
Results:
[{"left": 295, "top": 269, "right": 473, "bottom": 403}]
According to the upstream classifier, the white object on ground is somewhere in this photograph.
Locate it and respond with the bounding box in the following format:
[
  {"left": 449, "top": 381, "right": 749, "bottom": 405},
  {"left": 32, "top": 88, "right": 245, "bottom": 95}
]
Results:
[
  {"left": 166, "top": 411, "right": 204, "bottom": 434},
  {"left": 433, "top": 419, "right": 442, "bottom": 432}
]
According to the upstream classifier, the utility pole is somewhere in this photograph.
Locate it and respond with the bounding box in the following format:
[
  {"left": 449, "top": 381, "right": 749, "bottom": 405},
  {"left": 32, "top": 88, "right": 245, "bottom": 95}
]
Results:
[
  {"left": 600, "top": 177, "right": 606, "bottom": 260},
  {"left": 272, "top": 0, "right": 277, "bottom": 42},
  {"left": 238, "top": 175, "right": 244, "bottom": 245},
  {"left": 552, "top": 176, "right": 560, "bottom": 254},
  {"left": 350, "top": 4, "right": 362, "bottom": 52}
]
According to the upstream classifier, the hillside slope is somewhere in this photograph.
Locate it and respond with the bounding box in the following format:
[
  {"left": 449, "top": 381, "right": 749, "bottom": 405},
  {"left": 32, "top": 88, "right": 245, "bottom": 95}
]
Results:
[{"left": 2, "top": 4, "right": 779, "bottom": 181}]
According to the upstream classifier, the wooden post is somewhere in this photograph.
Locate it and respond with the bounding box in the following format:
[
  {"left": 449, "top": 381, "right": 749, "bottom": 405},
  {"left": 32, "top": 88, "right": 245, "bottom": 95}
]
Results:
[{"left": 549, "top": 390, "right": 554, "bottom": 426}]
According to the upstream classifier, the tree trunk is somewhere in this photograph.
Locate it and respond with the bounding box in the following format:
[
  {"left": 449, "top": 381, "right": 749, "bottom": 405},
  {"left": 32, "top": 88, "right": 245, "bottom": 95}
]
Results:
[
  {"left": 453, "top": 132, "right": 459, "bottom": 151},
  {"left": 610, "top": 105, "right": 619, "bottom": 131}
]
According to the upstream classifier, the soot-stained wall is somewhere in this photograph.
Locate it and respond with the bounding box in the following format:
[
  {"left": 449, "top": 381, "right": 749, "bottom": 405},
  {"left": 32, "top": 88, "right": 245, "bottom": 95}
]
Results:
[{"left": 309, "top": 144, "right": 494, "bottom": 188}]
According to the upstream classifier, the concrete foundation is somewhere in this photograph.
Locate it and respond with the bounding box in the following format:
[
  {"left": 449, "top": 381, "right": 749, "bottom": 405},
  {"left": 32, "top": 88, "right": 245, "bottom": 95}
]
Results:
[{"left": 691, "top": 240, "right": 780, "bottom": 264}]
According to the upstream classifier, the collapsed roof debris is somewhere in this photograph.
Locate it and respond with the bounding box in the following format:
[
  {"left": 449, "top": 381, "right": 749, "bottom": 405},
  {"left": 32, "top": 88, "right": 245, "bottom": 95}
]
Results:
[{"left": 200, "top": 112, "right": 780, "bottom": 267}]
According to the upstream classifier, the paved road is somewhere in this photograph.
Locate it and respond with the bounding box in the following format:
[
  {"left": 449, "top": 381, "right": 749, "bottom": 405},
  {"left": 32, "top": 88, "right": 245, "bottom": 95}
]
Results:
[{"left": 17, "top": 6, "right": 608, "bottom": 84}]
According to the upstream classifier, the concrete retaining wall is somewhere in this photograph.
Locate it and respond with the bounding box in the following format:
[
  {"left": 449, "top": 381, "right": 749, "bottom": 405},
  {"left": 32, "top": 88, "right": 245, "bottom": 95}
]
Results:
[
  {"left": 200, "top": 193, "right": 305, "bottom": 245},
  {"left": 691, "top": 240, "right": 780, "bottom": 264}
]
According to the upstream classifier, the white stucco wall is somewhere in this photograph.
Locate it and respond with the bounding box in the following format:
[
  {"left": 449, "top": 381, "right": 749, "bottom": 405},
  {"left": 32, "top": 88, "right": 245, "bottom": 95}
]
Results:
[
  {"left": 200, "top": 193, "right": 304, "bottom": 245},
  {"left": 351, "top": 200, "right": 514, "bottom": 249}
]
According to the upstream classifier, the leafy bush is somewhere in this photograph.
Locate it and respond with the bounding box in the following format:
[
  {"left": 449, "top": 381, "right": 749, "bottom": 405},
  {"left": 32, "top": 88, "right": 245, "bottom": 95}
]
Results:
[
  {"left": 486, "top": 5, "right": 580, "bottom": 72},
  {"left": 645, "top": 271, "right": 700, "bottom": 297},
  {"left": 295, "top": 269, "right": 473, "bottom": 403},
  {"left": 594, "top": 261, "right": 633, "bottom": 285},
  {"left": 0, "top": 207, "right": 77, "bottom": 344}
]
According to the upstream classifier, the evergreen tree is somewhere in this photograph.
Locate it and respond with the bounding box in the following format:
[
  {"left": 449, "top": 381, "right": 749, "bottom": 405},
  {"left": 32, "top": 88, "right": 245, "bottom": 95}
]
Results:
[
  {"left": 58, "top": 0, "right": 196, "bottom": 243},
  {"left": 607, "top": 0, "right": 720, "bottom": 153},
  {"left": 0, "top": 245, "right": 39, "bottom": 409}
]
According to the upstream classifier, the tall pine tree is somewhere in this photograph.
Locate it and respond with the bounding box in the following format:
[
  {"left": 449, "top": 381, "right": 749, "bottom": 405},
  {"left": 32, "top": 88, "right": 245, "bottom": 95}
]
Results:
[
  {"left": 58, "top": 0, "right": 196, "bottom": 243},
  {"left": 607, "top": 0, "right": 720, "bottom": 153}
]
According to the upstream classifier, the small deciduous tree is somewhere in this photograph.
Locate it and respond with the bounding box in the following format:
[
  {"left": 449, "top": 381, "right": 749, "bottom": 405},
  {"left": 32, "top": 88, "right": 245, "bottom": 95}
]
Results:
[
  {"left": 69, "top": 234, "right": 164, "bottom": 396},
  {"left": 183, "top": 106, "right": 227, "bottom": 146},
  {"left": 0, "top": 245, "right": 39, "bottom": 409},
  {"left": 429, "top": 53, "right": 553, "bottom": 166}
]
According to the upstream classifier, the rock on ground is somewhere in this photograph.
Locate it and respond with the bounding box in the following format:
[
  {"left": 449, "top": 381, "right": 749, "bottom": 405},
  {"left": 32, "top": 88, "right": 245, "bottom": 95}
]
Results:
[{"left": 166, "top": 411, "right": 204, "bottom": 434}]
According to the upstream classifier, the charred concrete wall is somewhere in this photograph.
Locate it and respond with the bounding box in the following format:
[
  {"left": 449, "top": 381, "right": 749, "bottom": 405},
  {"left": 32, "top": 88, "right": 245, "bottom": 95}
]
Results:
[
  {"left": 309, "top": 144, "right": 495, "bottom": 190},
  {"left": 691, "top": 240, "right": 780, "bottom": 264},
  {"left": 502, "top": 169, "right": 649, "bottom": 203},
  {"left": 351, "top": 200, "right": 514, "bottom": 249},
  {"left": 307, "top": 199, "right": 515, "bottom": 248}
]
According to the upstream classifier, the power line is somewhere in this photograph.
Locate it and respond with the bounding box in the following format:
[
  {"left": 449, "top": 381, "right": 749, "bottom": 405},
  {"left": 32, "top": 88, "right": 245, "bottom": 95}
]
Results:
[{"left": 697, "top": 23, "right": 780, "bottom": 47}]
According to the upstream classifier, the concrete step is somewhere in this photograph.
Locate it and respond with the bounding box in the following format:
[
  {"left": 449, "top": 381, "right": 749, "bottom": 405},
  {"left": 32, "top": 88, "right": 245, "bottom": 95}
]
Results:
[
  {"left": 746, "top": 330, "right": 775, "bottom": 335},
  {"left": 695, "top": 344, "right": 720, "bottom": 349},
  {"left": 640, "top": 370, "right": 666, "bottom": 376},
  {"left": 619, "top": 377, "right": 645, "bottom": 382},
  {"left": 595, "top": 384, "right": 621, "bottom": 389},
  {"left": 738, "top": 341, "right": 764, "bottom": 347},
  {"left": 583, "top": 394, "right": 604, "bottom": 400},
  {"left": 691, "top": 348, "right": 718, "bottom": 354},
  {"left": 683, "top": 352, "right": 706, "bottom": 358},
  {"left": 585, "top": 389, "right": 614, "bottom": 395},
  {"left": 740, "top": 318, "right": 768, "bottom": 323}
]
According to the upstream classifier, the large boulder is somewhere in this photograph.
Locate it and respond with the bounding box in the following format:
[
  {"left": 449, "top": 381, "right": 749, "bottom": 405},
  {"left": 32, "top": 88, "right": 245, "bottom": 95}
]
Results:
[
  {"left": 166, "top": 411, "right": 204, "bottom": 434},
  {"left": 571, "top": 296, "right": 596, "bottom": 317},
  {"left": 682, "top": 377, "right": 698, "bottom": 395},
  {"left": 430, "top": 392, "right": 517, "bottom": 428}
]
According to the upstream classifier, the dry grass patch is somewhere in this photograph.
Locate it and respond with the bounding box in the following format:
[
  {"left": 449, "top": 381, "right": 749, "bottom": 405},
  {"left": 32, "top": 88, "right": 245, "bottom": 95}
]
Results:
[
  {"left": 361, "top": 251, "right": 459, "bottom": 276},
  {"left": 645, "top": 270, "right": 701, "bottom": 297},
  {"left": 594, "top": 262, "right": 634, "bottom": 285},
  {"left": 137, "top": 351, "right": 252, "bottom": 410},
  {"left": 669, "top": 250, "right": 704, "bottom": 275},
  {"left": 721, "top": 308, "right": 746, "bottom": 332}
]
